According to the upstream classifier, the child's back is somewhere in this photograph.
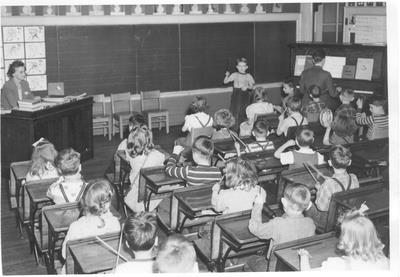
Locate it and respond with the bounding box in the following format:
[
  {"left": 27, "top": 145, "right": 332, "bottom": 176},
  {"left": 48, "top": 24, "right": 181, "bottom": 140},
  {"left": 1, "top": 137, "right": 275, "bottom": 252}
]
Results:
[
  {"left": 26, "top": 139, "right": 59, "bottom": 182},
  {"left": 302, "top": 85, "right": 326, "bottom": 123}
]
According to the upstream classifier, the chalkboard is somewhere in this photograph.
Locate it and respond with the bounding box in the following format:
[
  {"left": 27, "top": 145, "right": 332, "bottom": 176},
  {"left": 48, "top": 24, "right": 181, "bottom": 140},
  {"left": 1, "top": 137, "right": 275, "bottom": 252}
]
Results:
[{"left": 44, "top": 22, "right": 296, "bottom": 95}]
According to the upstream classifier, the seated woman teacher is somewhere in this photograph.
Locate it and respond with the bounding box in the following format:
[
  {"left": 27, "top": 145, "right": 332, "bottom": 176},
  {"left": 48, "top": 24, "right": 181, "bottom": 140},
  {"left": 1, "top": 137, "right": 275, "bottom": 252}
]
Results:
[{"left": 1, "top": 60, "right": 34, "bottom": 109}]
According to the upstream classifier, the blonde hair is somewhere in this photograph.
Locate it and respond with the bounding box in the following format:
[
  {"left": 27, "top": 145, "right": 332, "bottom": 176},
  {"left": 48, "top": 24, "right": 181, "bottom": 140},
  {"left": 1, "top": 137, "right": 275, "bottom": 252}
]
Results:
[
  {"left": 283, "top": 183, "right": 310, "bottom": 211},
  {"left": 55, "top": 148, "right": 81, "bottom": 176},
  {"left": 225, "top": 158, "right": 257, "bottom": 191},
  {"left": 126, "top": 125, "right": 154, "bottom": 158},
  {"left": 337, "top": 210, "right": 385, "bottom": 262},
  {"left": 156, "top": 234, "right": 196, "bottom": 273},
  {"left": 81, "top": 179, "right": 114, "bottom": 228},
  {"left": 213, "top": 109, "right": 235, "bottom": 129},
  {"left": 252, "top": 87, "right": 269, "bottom": 103},
  {"left": 29, "top": 140, "right": 58, "bottom": 178}
]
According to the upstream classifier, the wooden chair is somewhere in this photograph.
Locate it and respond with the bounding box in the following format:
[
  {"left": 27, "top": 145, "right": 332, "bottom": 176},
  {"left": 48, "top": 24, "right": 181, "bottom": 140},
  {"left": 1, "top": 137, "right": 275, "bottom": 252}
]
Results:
[
  {"left": 188, "top": 126, "right": 214, "bottom": 145},
  {"left": 92, "top": 94, "right": 112, "bottom": 141},
  {"left": 140, "top": 90, "right": 169, "bottom": 134},
  {"left": 111, "top": 92, "right": 133, "bottom": 139}
]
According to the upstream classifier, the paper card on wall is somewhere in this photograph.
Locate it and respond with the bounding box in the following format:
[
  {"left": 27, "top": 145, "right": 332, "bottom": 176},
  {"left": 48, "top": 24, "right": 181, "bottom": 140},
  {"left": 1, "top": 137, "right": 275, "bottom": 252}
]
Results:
[
  {"left": 2, "top": 27, "right": 24, "bottom": 42},
  {"left": 26, "top": 59, "right": 46, "bottom": 75},
  {"left": 25, "top": 42, "right": 46, "bottom": 58},
  {"left": 27, "top": 75, "right": 47, "bottom": 91},
  {"left": 3, "top": 43, "right": 25, "bottom": 59},
  {"left": 355, "top": 58, "right": 374, "bottom": 80},
  {"left": 24, "top": 26, "right": 45, "bottom": 42},
  {"left": 342, "top": 65, "right": 356, "bottom": 79},
  {"left": 0, "top": 68, "right": 4, "bottom": 87},
  {"left": 323, "top": 56, "right": 346, "bottom": 78}
]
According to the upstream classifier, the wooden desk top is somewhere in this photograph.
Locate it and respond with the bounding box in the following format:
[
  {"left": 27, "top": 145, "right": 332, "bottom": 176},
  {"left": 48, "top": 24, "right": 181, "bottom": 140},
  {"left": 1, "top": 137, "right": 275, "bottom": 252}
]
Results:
[
  {"left": 142, "top": 167, "right": 185, "bottom": 188},
  {"left": 241, "top": 151, "right": 283, "bottom": 172},
  {"left": 352, "top": 145, "right": 389, "bottom": 164},
  {"left": 10, "top": 160, "right": 32, "bottom": 180},
  {"left": 68, "top": 234, "right": 133, "bottom": 274},
  {"left": 281, "top": 166, "right": 333, "bottom": 188},
  {"left": 274, "top": 234, "right": 339, "bottom": 271},
  {"left": 213, "top": 137, "right": 255, "bottom": 154},
  {"left": 174, "top": 185, "right": 214, "bottom": 213},
  {"left": 25, "top": 179, "right": 56, "bottom": 203},
  {"left": 44, "top": 206, "right": 80, "bottom": 232}
]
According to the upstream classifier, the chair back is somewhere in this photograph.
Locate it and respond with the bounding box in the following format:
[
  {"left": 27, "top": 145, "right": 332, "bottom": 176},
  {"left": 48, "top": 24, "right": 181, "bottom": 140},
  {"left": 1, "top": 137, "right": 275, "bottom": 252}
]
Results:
[
  {"left": 188, "top": 126, "right": 214, "bottom": 145},
  {"left": 110, "top": 92, "right": 132, "bottom": 114},
  {"left": 253, "top": 113, "right": 279, "bottom": 129},
  {"left": 140, "top": 90, "right": 161, "bottom": 111},
  {"left": 92, "top": 94, "right": 107, "bottom": 117}
]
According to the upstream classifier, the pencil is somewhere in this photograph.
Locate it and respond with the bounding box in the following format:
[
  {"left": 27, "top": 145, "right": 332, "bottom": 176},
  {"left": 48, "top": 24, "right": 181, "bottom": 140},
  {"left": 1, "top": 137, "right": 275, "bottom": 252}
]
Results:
[{"left": 95, "top": 236, "right": 128, "bottom": 262}]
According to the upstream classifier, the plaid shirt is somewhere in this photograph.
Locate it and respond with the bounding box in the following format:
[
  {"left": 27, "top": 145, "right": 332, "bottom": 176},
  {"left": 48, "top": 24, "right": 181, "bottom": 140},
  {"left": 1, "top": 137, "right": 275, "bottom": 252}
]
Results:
[
  {"left": 334, "top": 104, "right": 356, "bottom": 120},
  {"left": 315, "top": 172, "right": 359, "bottom": 212}
]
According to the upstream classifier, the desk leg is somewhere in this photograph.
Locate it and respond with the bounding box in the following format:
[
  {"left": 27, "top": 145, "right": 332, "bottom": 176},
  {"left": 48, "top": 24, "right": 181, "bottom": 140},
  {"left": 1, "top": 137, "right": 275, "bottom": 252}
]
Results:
[
  {"left": 170, "top": 195, "right": 179, "bottom": 232},
  {"left": 47, "top": 227, "right": 58, "bottom": 274},
  {"left": 217, "top": 238, "right": 232, "bottom": 272},
  {"left": 145, "top": 189, "right": 153, "bottom": 212},
  {"left": 16, "top": 180, "right": 24, "bottom": 238}
]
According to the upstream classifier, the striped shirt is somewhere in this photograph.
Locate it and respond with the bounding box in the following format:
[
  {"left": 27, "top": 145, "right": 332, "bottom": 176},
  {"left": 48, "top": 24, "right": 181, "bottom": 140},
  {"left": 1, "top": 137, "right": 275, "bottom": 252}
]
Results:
[
  {"left": 165, "top": 154, "right": 222, "bottom": 186},
  {"left": 356, "top": 112, "right": 388, "bottom": 140}
]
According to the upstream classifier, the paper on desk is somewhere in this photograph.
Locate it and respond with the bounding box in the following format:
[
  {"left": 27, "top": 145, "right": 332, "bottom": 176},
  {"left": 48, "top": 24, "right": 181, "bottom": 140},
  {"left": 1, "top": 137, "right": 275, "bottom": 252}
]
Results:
[{"left": 323, "top": 56, "right": 346, "bottom": 78}]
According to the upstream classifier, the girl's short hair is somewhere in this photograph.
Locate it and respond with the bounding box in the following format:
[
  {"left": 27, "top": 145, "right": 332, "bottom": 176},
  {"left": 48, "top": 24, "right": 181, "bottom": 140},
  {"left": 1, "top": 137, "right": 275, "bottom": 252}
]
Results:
[
  {"left": 252, "top": 87, "right": 269, "bottom": 103},
  {"left": 81, "top": 179, "right": 114, "bottom": 226},
  {"left": 156, "top": 234, "right": 196, "bottom": 273},
  {"left": 192, "top": 136, "right": 214, "bottom": 158},
  {"left": 225, "top": 158, "right": 258, "bottom": 190},
  {"left": 124, "top": 212, "right": 157, "bottom": 252},
  {"left": 329, "top": 145, "right": 352, "bottom": 169},
  {"left": 236, "top": 57, "right": 248, "bottom": 65},
  {"left": 283, "top": 183, "right": 311, "bottom": 211},
  {"left": 7, "top": 60, "right": 25, "bottom": 78},
  {"left": 55, "top": 148, "right": 81, "bottom": 176},
  {"left": 29, "top": 140, "right": 58, "bottom": 178},
  {"left": 252, "top": 119, "right": 269, "bottom": 137},
  {"left": 282, "top": 78, "right": 295, "bottom": 88},
  {"left": 126, "top": 125, "right": 154, "bottom": 158},
  {"left": 213, "top": 109, "right": 235, "bottom": 129},
  {"left": 337, "top": 210, "right": 385, "bottom": 262},
  {"left": 189, "top": 96, "right": 208, "bottom": 113},
  {"left": 331, "top": 114, "right": 358, "bottom": 137},
  {"left": 286, "top": 96, "right": 302, "bottom": 112},
  {"left": 295, "top": 127, "right": 315, "bottom": 147}
]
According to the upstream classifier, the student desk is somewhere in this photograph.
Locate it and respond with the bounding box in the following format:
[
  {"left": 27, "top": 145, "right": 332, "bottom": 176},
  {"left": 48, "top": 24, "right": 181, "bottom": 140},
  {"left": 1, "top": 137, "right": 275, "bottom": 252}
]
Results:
[
  {"left": 141, "top": 166, "right": 185, "bottom": 211},
  {"left": 273, "top": 232, "right": 338, "bottom": 271},
  {"left": 213, "top": 137, "right": 256, "bottom": 156},
  {"left": 216, "top": 205, "right": 283, "bottom": 272},
  {"left": 173, "top": 184, "right": 218, "bottom": 232},
  {"left": 66, "top": 232, "right": 133, "bottom": 274},
  {"left": 351, "top": 142, "right": 388, "bottom": 177}
]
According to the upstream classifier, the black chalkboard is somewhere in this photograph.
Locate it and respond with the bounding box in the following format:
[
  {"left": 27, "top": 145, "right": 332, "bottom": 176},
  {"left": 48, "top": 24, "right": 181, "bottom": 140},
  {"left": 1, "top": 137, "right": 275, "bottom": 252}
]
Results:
[{"left": 45, "top": 22, "right": 296, "bottom": 95}]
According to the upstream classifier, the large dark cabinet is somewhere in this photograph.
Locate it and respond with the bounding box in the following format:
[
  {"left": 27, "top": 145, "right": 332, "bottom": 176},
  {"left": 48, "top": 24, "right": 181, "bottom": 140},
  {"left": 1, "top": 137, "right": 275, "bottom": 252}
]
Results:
[{"left": 1, "top": 97, "right": 93, "bottom": 177}]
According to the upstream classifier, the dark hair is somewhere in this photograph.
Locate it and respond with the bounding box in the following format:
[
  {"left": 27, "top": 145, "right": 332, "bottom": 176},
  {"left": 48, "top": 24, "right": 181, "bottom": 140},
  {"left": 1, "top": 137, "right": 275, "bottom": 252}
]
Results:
[
  {"left": 7, "top": 60, "right": 25, "bottom": 78},
  {"left": 124, "top": 112, "right": 147, "bottom": 138},
  {"left": 252, "top": 119, "right": 269, "bottom": 138},
  {"left": 189, "top": 96, "right": 208, "bottom": 113},
  {"left": 124, "top": 212, "right": 158, "bottom": 252},
  {"left": 55, "top": 148, "right": 81, "bottom": 176},
  {"left": 236, "top": 57, "right": 248, "bottom": 65},
  {"left": 192, "top": 136, "right": 214, "bottom": 158},
  {"left": 311, "top": 49, "right": 326, "bottom": 63},
  {"left": 295, "top": 127, "right": 314, "bottom": 147},
  {"left": 282, "top": 78, "right": 295, "bottom": 89},
  {"left": 286, "top": 96, "right": 302, "bottom": 112},
  {"left": 331, "top": 114, "right": 358, "bottom": 137},
  {"left": 308, "top": 85, "right": 321, "bottom": 99},
  {"left": 370, "top": 96, "right": 388, "bottom": 115},
  {"left": 329, "top": 145, "right": 352, "bottom": 169}
]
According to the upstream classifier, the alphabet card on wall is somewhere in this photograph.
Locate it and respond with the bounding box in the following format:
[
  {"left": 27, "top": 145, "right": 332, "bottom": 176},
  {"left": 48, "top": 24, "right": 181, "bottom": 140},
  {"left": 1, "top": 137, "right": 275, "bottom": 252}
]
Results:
[{"left": 24, "top": 26, "right": 45, "bottom": 42}]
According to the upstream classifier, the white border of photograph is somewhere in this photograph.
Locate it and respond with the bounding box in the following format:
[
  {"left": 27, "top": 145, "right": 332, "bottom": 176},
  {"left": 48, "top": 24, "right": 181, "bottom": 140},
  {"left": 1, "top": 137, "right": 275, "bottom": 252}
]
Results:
[
  {"left": 2, "top": 26, "right": 24, "bottom": 43},
  {"left": 24, "top": 26, "right": 45, "bottom": 42},
  {"left": 26, "top": 74, "right": 47, "bottom": 91},
  {"left": 25, "top": 58, "right": 46, "bottom": 75},
  {"left": 25, "top": 42, "right": 46, "bottom": 59},
  {"left": 3, "top": 43, "right": 25, "bottom": 60}
]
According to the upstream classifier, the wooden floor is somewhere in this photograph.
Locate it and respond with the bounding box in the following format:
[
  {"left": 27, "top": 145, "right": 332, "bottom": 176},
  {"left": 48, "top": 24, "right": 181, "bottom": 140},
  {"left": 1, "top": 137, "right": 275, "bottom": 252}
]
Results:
[{"left": 1, "top": 126, "right": 181, "bottom": 275}]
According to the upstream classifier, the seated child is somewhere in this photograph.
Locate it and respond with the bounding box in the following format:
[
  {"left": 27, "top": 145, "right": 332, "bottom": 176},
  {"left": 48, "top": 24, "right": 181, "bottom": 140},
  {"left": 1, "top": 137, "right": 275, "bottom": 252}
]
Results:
[
  {"left": 356, "top": 96, "right": 388, "bottom": 140},
  {"left": 281, "top": 78, "right": 296, "bottom": 112},
  {"left": 302, "top": 85, "right": 326, "bottom": 123},
  {"left": 323, "top": 113, "right": 358, "bottom": 145},
  {"left": 211, "top": 109, "right": 236, "bottom": 141},
  {"left": 274, "top": 127, "right": 325, "bottom": 170},
  {"left": 175, "top": 96, "right": 213, "bottom": 148},
  {"left": 165, "top": 136, "right": 222, "bottom": 186},
  {"left": 212, "top": 158, "right": 266, "bottom": 214},
  {"left": 304, "top": 145, "right": 359, "bottom": 229},
  {"left": 277, "top": 96, "right": 308, "bottom": 137},
  {"left": 47, "top": 148, "right": 86, "bottom": 204},
  {"left": 240, "top": 87, "right": 279, "bottom": 136},
  {"left": 248, "top": 183, "right": 315, "bottom": 265},
  {"left": 334, "top": 89, "right": 357, "bottom": 120},
  {"left": 244, "top": 119, "right": 275, "bottom": 152},
  {"left": 115, "top": 212, "right": 158, "bottom": 273},
  {"left": 117, "top": 112, "right": 147, "bottom": 151},
  {"left": 124, "top": 125, "right": 165, "bottom": 212},
  {"left": 26, "top": 138, "right": 59, "bottom": 182},
  {"left": 299, "top": 209, "right": 389, "bottom": 270},
  {"left": 62, "top": 178, "right": 121, "bottom": 258},
  {"left": 155, "top": 234, "right": 199, "bottom": 273}
]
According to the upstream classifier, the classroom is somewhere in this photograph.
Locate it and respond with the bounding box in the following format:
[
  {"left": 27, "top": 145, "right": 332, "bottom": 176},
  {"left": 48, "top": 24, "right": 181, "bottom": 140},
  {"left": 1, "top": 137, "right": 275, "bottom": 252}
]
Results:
[{"left": 0, "top": 1, "right": 397, "bottom": 275}]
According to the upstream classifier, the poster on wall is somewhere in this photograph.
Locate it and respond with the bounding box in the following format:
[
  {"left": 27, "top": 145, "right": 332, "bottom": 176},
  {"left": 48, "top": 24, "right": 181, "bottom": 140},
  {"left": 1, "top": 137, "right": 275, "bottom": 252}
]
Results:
[
  {"left": 24, "top": 26, "right": 45, "bottom": 42},
  {"left": 2, "top": 26, "right": 24, "bottom": 42},
  {"left": 27, "top": 75, "right": 47, "bottom": 91},
  {"left": 26, "top": 59, "right": 46, "bottom": 75},
  {"left": 3, "top": 43, "right": 25, "bottom": 60},
  {"left": 25, "top": 42, "right": 46, "bottom": 58}
]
